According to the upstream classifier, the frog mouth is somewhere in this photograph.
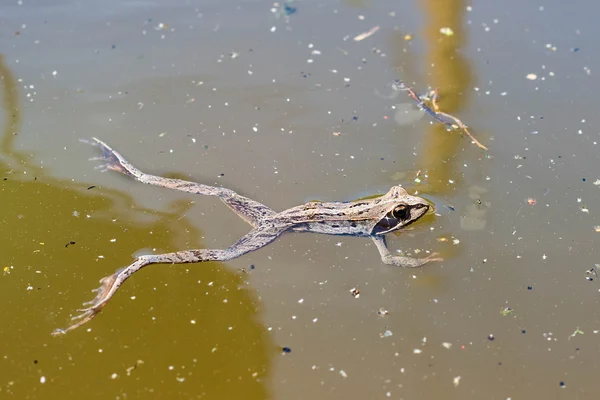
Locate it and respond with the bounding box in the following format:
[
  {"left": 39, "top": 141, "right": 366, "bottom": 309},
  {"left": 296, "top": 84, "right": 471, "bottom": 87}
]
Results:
[{"left": 374, "top": 218, "right": 415, "bottom": 235}]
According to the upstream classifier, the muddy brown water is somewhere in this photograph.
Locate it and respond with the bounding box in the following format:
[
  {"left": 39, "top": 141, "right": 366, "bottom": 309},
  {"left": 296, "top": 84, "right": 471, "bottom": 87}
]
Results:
[{"left": 1, "top": 0, "right": 600, "bottom": 398}]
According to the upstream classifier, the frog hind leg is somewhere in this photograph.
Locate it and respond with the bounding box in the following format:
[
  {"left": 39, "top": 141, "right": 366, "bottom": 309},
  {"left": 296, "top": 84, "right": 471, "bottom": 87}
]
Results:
[
  {"left": 52, "top": 221, "right": 289, "bottom": 336},
  {"left": 82, "top": 137, "right": 276, "bottom": 228}
]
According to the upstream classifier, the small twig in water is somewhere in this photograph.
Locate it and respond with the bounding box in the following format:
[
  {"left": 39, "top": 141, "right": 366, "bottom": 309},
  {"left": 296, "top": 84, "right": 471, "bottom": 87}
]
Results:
[{"left": 395, "top": 81, "right": 488, "bottom": 151}]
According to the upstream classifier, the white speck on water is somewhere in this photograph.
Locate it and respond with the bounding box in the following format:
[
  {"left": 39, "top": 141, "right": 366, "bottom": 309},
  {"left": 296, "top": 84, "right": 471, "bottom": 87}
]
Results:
[
  {"left": 40, "top": 376, "right": 46, "bottom": 384},
  {"left": 453, "top": 376, "right": 462, "bottom": 387},
  {"left": 381, "top": 330, "right": 393, "bottom": 337}
]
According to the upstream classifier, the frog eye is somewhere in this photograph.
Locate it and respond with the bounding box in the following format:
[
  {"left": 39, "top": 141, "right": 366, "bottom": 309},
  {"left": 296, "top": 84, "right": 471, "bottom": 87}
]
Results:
[{"left": 392, "top": 205, "right": 409, "bottom": 221}]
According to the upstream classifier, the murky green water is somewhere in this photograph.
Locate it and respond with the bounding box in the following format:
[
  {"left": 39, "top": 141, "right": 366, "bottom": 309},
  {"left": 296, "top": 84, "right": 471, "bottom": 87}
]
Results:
[{"left": 2, "top": 0, "right": 600, "bottom": 398}]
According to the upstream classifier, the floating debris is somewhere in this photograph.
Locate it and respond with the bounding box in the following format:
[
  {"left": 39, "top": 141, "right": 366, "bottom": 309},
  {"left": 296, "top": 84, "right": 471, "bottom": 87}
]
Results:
[
  {"left": 393, "top": 81, "right": 487, "bottom": 150},
  {"left": 354, "top": 26, "right": 380, "bottom": 41},
  {"left": 440, "top": 27, "right": 454, "bottom": 36},
  {"left": 589, "top": 266, "right": 600, "bottom": 281},
  {"left": 349, "top": 287, "right": 360, "bottom": 298},
  {"left": 568, "top": 327, "right": 584, "bottom": 340},
  {"left": 272, "top": 1, "right": 297, "bottom": 22},
  {"left": 500, "top": 307, "right": 513, "bottom": 316},
  {"left": 453, "top": 376, "right": 461, "bottom": 387},
  {"left": 377, "top": 307, "right": 389, "bottom": 316},
  {"left": 283, "top": 3, "right": 296, "bottom": 15},
  {"left": 379, "top": 329, "right": 393, "bottom": 338}
]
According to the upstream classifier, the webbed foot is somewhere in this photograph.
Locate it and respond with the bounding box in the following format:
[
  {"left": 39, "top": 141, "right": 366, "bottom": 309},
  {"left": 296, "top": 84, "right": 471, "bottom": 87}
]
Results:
[
  {"left": 52, "top": 270, "right": 122, "bottom": 336},
  {"left": 80, "top": 137, "right": 139, "bottom": 177},
  {"left": 422, "top": 252, "right": 444, "bottom": 263}
]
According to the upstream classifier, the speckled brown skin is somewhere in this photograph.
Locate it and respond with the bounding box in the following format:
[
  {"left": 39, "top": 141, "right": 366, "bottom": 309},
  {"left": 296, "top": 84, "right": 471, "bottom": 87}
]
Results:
[{"left": 52, "top": 138, "right": 441, "bottom": 336}]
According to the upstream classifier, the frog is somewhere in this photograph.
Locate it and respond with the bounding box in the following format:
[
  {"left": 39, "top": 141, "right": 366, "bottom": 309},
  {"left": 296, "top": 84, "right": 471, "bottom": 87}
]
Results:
[{"left": 52, "top": 138, "right": 442, "bottom": 335}]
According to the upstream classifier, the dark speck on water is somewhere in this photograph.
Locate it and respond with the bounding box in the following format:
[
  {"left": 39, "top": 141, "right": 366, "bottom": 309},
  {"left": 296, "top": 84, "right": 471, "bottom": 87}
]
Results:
[{"left": 284, "top": 5, "right": 297, "bottom": 15}]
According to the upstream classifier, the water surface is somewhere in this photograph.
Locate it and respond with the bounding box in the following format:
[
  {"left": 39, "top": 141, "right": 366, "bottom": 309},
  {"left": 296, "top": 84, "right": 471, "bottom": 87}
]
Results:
[{"left": 1, "top": 0, "right": 600, "bottom": 398}]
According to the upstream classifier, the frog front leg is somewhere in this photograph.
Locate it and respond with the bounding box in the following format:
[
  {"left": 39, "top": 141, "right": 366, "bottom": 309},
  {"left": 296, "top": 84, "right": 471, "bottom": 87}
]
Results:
[{"left": 370, "top": 235, "right": 442, "bottom": 268}]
